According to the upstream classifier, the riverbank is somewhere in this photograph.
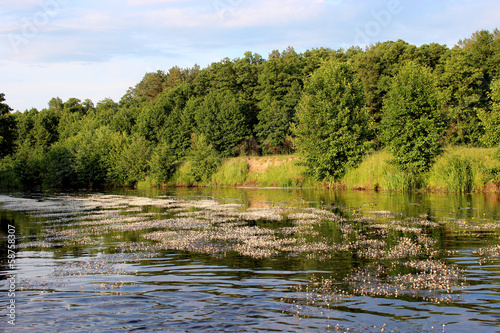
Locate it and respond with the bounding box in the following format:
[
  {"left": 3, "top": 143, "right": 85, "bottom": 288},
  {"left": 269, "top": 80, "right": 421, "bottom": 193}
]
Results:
[{"left": 150, "top": 147, "right": 500, "bottom": 193}]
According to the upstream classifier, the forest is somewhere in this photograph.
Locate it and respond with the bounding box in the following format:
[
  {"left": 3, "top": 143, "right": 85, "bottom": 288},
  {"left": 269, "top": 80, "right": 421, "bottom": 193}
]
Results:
[{"left": 1, "top": 29, "right": 499, "bottom": 190}]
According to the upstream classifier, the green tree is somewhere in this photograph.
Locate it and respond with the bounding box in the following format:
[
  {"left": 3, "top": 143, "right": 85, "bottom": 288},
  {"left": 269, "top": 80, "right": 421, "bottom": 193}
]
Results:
[
  {"left": 194, "top": 90, "right": 251, "bottom": 157},
  {"left": 130, "top": 70, "right": 168, "bottom": 101},
  {"left": 381, "top": 61, "right": 445, "bottom": 174},
  {"left": 32, "top": 109, "right": 59, "bottom": 151},
  {"left": 437, "top": 48, "right": 484, "bottom": 145},
  {"left": 71, "top": 126, "right": 113, "bottom": 187},
  {"left": 136, "top": 82, "right": 193, "bottom": 144},
  {"left": 0, "top": 93, "right": 17, "bottom": 158},
  {"left": 353, "top": 40, "right": 417, "bottom": 131},
  {"left": 150, "top": 141, "right": 177, "bottom": 184},
  {"left": 479, "top": 77, "right": 500, "bottom": 146},
  {"left": 48, "top": 97, "right": 64, "bottom": 113},
  {"left": 187, "top": 134, "right": 221, "bottom": 184},
  {"left": 107, "top": 132, "right": 151, "bottom": 186},
  {"left": 294, "top": 60, "right": 367, "bottom": 180},
  {"left": 44, "top": 143, "right": 78, "bottom": 188},
  {"left": 255, "top": 47, "right": 305, "bottom": 153}
]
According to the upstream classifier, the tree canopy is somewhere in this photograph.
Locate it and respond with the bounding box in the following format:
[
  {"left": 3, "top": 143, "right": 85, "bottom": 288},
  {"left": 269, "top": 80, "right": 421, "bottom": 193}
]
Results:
[{"left": 1, "top": 28, "right": 500, "bottom": 189}]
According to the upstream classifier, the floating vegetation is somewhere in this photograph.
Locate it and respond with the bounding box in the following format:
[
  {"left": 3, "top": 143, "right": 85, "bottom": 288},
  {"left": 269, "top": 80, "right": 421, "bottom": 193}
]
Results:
[{"left": 2, "top": 191, "right": 499, "bottom": 332}]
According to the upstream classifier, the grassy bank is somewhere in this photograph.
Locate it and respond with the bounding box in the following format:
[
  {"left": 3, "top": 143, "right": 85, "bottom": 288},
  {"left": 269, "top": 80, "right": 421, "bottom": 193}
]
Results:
[
  {"left": 343, "top": 147, "right": 500, "bottom": 192},
  {"left": 165, "top": 147, "right": 500, "bottom": 193},
  {"left": 168, "top": 155, "right": 309, "bottom": 188}
]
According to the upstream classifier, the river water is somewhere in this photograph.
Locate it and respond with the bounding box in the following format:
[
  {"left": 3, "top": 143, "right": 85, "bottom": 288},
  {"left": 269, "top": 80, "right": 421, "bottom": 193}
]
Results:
[{"left": 0, "top": 188, "right": 499, "bottom": 332}]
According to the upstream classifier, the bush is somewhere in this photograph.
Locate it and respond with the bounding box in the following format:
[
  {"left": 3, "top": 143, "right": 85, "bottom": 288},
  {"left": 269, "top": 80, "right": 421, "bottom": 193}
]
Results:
[
  {"left": 186, "top": 134, "right": 221, "bottom": 185},
  {"left": 149, "top": 141, "right": 178, "bottom": 185}
]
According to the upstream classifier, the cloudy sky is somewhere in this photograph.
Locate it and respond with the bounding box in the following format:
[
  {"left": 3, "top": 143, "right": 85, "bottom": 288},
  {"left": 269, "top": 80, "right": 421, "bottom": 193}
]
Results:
[{"left": 1, "top": 0, "right": 499, "bottom": 111}]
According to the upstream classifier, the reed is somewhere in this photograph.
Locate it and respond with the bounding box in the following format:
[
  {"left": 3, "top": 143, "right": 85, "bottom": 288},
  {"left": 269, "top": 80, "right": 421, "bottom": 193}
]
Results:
[
  {"left": 211, "top": 159, "right": 250, "bottom": 186},
  {"left": 342, "top": 150, "right": 417, "bottom": 191},
  {"left": 426, "top": 147, "right": 499, "bottom": 192}
]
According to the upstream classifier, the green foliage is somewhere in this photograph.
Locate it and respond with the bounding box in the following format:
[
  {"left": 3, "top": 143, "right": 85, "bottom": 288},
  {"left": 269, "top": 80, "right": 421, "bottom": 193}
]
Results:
[
  {"left": 427, "top": 147, "right": 499, "bottom": 192},
  {"left": 342, "top": 149, "right": 419, "bottom": 191},
  {"left": 13, "top": 142, "right": 46, "bottom": 188},
  {"left": 478, "top": 78, "right": 500, "bottom": 146},
  {"left": 294, "top": 60, "right": 367, "bottom": 181},
  {"left": 381, "top": 61, "right": 445, "bottom": 174},
  {"left": 186, "top": 134, "right": 221, "bottom": 184},
  {"left": 71, "top": 127, "right": 114, "bottom": 187},
  {"left": 255, "top": 47, "right": 305, "bottom": 153},
  {"left": 353, "top": 40, "right": 417, "bottom": 130},
  {"left": 0, "top": 93, "right": 17, "bottom": 158},
  {"left": 194, "top": 90, "right": 251, "bottom": 157},
  {"left": 432, "top": 155, "right": 474, "bottom": 192},
  {"left": 137, "top": 82, "right": 194, "bottom": 145},
  {"left": 149, "top": 141, "right": 177, "bottom": 185},
  {"left": 0, "top": 156, "right": 19, "bottom": 188},
  {"left": 107, "top": 133, "right": 151, "bottom": 186},
  {"left": 3, "top": 30, "right": 500, "bottom": 191},
  {"left": 44, "top": 144, "right": 77, "bottom": 188},
  {"left": 437, "top": 48, "right": 484, "bottom": 145}
]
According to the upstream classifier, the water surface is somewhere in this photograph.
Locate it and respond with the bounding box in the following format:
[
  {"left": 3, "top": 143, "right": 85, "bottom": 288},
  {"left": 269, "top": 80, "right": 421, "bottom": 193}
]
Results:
[{"left": 1, "top": 188, "right": 499, "bottom": 332}]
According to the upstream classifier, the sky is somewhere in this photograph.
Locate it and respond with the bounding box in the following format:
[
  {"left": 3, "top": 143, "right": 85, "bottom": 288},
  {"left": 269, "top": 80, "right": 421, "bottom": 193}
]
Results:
[{"left": 1, "top": 0, "right": 499, "bottom": 112}]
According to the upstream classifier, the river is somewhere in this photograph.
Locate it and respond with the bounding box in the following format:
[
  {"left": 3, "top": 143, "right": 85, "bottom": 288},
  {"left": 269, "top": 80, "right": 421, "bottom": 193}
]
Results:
[{"left": 1, "top": 188, "right": 499, "bottom": 332}]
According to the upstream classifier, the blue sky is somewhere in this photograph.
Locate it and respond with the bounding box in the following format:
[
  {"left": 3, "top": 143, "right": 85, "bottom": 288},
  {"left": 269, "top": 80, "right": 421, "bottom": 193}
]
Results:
[{"left": 1, "top": 0, "right": 499, "bottom": 111}]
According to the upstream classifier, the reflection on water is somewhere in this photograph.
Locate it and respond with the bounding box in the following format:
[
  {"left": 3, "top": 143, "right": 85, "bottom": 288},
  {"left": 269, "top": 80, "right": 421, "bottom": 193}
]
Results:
[{"left": 0, "top": 188, "right": 499, "bottom": 332}]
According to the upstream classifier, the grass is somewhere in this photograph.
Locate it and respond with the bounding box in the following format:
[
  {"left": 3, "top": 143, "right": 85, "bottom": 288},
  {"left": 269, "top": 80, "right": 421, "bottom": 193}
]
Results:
[
  {"left": 211, "top": 159, "right": 249, "bottom": 186},
  {"left": 169, "top": 155, "right": 306, "bottom": 187},
  {"left": 247, "top": 158, "right": 307, "bottom": 187},
  {"left": 170, "top": 161, "right": 196, "bottom": 186},
  {"left": 426, "top": 147, "right": 500, "bottom": 192},
  {"left": 342, "top": 150, "right": 418, "bottom": 191},
  {"left": 163, "top": 147, "right": 500, "bottom": 192},
  {"left": 343, "top": 147, "right": 500, "bottom": 192}
]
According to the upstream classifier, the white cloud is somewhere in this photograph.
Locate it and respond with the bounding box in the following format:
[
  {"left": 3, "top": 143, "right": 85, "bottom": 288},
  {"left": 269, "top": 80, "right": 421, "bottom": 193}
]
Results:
[{"left": 214, "top": 0, "right": 325, "bottom": 28}]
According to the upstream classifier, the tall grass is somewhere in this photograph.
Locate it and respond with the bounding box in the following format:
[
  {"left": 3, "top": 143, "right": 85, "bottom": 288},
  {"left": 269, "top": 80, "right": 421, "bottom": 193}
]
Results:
[
  {"left": 343, "top": 147, "right": 500, "bottom": 192},
  {"left": 427, "top": 147, "right": 499, "bottom": 192},
  {"left": 211, "top": 159, "right": 249, "bottom": 186},
  {"left": 343, "top": 150, "right": 417, "bottom": 191},
  {"left": 165, "top": 147, "right": 499, "bottom": 191},
  {"left": 343, "top": 150, "right": 392, "bottom": 190},
  {"left": 248, "top": 160, "right": 306, "bottom": 187},
  {"left": 170, "top": 161, "right": 196, "bottom": 186}
]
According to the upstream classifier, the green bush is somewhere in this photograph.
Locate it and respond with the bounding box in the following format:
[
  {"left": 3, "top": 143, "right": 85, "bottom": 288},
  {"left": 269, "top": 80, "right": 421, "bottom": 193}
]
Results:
[
  {"left": 186, "top": 134, "right": 221, "bottom": 185},
  {"left": 0, "top": 156, "right": 19, "bottom": 188},
  {"left": 149, "top": 141, "right": 178, "bottom": 185}
]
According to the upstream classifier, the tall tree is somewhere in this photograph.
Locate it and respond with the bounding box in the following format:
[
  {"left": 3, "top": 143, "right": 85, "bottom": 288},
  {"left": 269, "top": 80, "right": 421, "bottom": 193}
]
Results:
[
  {"left": 437, "top": 48, "right": 484, "bottom": 145},
  {"left": 194, "top": 90, "right": 251, "bottom": 157},
  {"left": 353, "top": 40, "right": 416, "bottom": 140},
  {"left": 381, "top": 61, "right": 445, "bottom": 174},
  {"left": 255, "top": 47, "right": 305, "bottom": 153},
  {"left": 294, "top": 60, "right": 367, "bottom": 180},
  {"left": 478, "top": 77, "right": 500, "bottom": 146},
  {"left": 0, "top": 93, "right": 16, "bottom": 158}
]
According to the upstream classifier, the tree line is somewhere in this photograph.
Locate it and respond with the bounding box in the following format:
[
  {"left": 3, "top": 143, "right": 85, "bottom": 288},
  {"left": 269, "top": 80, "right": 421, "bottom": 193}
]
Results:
[{"left": 1, "top": 29, "right": 499, "bottom": 189}]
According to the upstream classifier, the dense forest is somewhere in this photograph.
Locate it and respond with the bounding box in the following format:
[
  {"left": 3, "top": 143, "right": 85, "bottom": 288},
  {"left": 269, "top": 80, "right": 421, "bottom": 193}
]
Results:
[{"left": 1, "top": 29, "right": 500, "bottom": 189}]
